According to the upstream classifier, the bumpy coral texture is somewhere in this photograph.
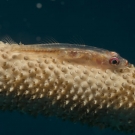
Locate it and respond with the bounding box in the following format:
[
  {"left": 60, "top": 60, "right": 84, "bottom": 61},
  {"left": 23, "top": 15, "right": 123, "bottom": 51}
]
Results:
[{"left": 0, "top": 42, "right": 135, "bottom": 133}]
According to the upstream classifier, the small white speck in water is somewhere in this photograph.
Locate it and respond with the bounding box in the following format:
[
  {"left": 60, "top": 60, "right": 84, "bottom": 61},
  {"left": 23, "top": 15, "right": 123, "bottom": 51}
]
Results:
[
  {"left": 36, "top": 3, "right": 42, "bottom": 9},
  {"left": 61, "top": 1, "right": 65, "bottom": 5},
  {"left": 36, "top": 36, "right": 41, "bottom": 42}
]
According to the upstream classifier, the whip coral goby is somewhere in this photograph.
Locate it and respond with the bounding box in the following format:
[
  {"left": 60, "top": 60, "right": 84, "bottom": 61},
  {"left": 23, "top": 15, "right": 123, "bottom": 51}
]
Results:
[{"left": 0, "top": 41, "right": 134, "bottom": 133}]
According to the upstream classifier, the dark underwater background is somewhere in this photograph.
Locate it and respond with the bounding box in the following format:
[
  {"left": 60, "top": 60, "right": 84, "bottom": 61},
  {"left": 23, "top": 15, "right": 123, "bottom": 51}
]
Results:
[{"left": 0, "top": 0, "right": 135, "bottom": 135}]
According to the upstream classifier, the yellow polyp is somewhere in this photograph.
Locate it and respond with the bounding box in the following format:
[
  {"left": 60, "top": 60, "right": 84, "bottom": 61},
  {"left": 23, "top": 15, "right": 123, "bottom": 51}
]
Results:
[
  {"left": 9, "top": 87, "right": 14, "bottom": 92},
  {"left": 35, "top": 88, "right": 39, "bottom": 93},
  {"left": 12, "top": 67, "right": 19, "bottom": 74},
  {"left": 24, "top": 56, "right": 29, "bottom": 60},
  {"left": 44, "top": 68, "right": 51, "bottom": 76},
  {"left": 113, "top": 82, "right": 119, "bottom": 87},
  {"left": 52, "top": 58, "right": 57, "bottom": 63},
  {"left": 19, "top": 85, "right": 23, "bottom": 90},
  {"left": 65, "top": 100, "right": 69, "bottom": 105},
  {"left": 44, "top": 82, "right": 49, "bottom": 87},
  {"left": 57, "top": 95, "right": 61, "bottom": 100},
  {"left": 2, "top": 53, "right": 8, "bottom": 59},
  {"left": 39, "top": 94, "right": 43, "bottom": 98},
  {"left": 83, "top": 69, "right": 88, "bottom": 74},
  {"left": 24, "top": 91, "right": 29, "bottom": 95},
  {"left": 48, "top": 65, "right": 54, "bottom": 70},
  {"left": 104, "top": 79, "right": 112, "bottom": 85},
  {"left": 3, "top": 62, "right": 11, "bottom": 69},
  {"left": 96, "top": 81, "right": 103, "bottom": 87},
  {"left": 61, "top": 67, "right": 67, "bottom": 73},
  {"left": 81, "top": 82, "right": 88, "bottom": 88},
  {"left": 83, "top": 100, "right": 88, "bottom": 106},
  {"left": 61, "top": 89, "right": 65, "bottom": 94},
  {"left": 28, "top": 62, "right": 35, "bottom": 67},
  {"left": 90, "top": 85, "right": 97, "bottom": 91},
  {"left": 77, "top": 88, "right": 82, "bottom": 94},
  {"left": 39, "top": 63, "right": 45, "bottom": 69},
  {"left": 73, "top": 95, "right": 78, "bottom": 101},
  {"left": 28, "top": 84, "right": 33, "bottom": 89},
  {"left": 49, "top": 91, "right": 53, "bottom": 96},
  {"left": 74, "top": 76, "right": 80, "bottom": 82},
  {"left": 44, "top": 59, "right": 49, "bottom": 64},
  {"left": 132, "top": 79, "right": 135, "bottom": 85}
]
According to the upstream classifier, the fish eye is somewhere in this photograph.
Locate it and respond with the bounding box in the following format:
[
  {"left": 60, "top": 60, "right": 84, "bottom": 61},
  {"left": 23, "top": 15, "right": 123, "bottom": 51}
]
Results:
[{"left": 109, "top": 57, "right": 120, "bottom": 65}]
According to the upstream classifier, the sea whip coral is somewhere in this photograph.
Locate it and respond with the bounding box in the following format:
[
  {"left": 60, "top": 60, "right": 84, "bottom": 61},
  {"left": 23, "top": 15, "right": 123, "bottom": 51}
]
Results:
[{"left": 0, "top": 41, "right": 134, "bottom": 133}]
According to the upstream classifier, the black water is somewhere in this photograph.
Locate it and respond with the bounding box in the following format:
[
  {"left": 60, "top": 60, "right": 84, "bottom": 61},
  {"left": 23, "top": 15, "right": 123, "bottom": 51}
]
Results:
[{"left": 0, "top": 0, "right": 135, "bottom": 135}]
